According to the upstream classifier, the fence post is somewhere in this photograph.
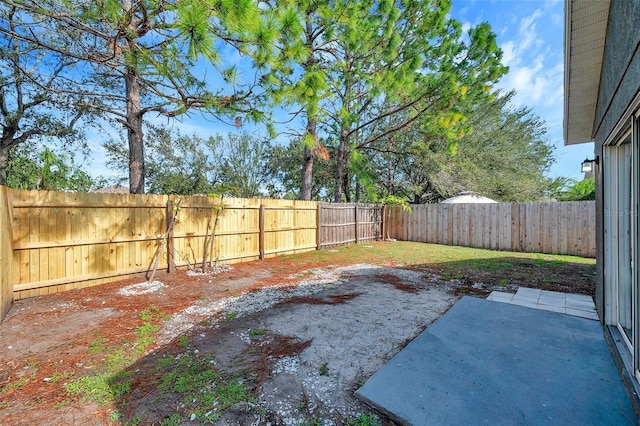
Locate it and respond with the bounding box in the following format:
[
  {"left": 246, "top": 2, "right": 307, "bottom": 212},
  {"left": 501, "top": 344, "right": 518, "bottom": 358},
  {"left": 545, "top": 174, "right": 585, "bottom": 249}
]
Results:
[
  {"left": 382, "top": 205, "right": 388, "bottom": 240},
  {"left": 354, "top": 204, "right": 359, "bottom": 244},
  {"left": 166, "top": 197, "right": 175, "bottom": 273},
  {"left": 316, "top": 203, "right": 321, "bottom": 250},
  {"left": 259, "top": 204, "right": 265, "bottom": 259}
]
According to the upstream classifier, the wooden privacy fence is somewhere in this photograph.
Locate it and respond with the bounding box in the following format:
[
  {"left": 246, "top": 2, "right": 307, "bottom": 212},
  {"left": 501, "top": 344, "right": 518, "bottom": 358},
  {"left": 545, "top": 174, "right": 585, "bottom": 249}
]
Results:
[
  {"left": 0, "top": 187, "right": 13, "bottom": 322},
  {"left": 388, "top": 201, "right": 596, "bottom": 257},
  {"left": 3, "top": 188, "right": 381, "bottom": 304},
  {"left": 0, "top": 185, "right": 596, "bottom": 323},
  {"left": 317, "top": 203, "right": 384, "bottom": 247}
]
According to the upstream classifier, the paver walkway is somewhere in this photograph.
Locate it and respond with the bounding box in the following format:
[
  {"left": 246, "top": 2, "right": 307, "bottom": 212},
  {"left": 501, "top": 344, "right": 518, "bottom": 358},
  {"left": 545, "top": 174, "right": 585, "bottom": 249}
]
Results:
[
  {"left": 487, "top": 287, "right": 598, "bottom": 320},
  {"left": 357, "top": 295, "right": 635, "bottom": 425}
]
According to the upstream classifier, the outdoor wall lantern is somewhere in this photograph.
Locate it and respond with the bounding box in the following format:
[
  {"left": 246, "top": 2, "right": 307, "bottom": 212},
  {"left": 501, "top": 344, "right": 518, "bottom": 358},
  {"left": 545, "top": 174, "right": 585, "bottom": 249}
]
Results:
[{"left": 581, "top": 156, "right": 599, "bottom": 173}]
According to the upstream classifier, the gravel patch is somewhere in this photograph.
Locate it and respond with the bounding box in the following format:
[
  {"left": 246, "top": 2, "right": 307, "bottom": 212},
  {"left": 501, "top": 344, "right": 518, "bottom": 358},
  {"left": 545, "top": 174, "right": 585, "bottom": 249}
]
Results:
[
  {"left": 117, "top": 280, "right": 167, "bottom": 296},
  {"left": 159, "top": 264, "right": 457, "bottom": 424}
]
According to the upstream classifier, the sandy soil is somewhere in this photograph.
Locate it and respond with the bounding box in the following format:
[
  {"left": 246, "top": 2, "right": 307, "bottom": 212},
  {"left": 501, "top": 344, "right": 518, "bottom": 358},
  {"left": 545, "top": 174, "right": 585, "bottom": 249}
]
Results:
[{"left": 0, "top": 246, "right": 594, "bottom": 425}]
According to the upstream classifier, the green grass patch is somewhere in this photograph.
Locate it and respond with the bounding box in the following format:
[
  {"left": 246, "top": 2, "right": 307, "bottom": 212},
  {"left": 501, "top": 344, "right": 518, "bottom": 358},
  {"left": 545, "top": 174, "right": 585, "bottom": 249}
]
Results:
[
  {"left": 281, "top": 241, "right": 594, "bottom": 268},
  {"left": 1, "top": 376, "right": 33, "bottom": 394},
  {"left": 87, "top": 336, "right": 108, "bottom": 354},
  {"left": 157, "top": 351, "right": 251, "bottom": 423},
  {"left": 63, "top": 371, "right": 132, "bottom": 406},
  {"left": 47, "top": 371, "right": 75, "bottom": 383},
  {"left": 223, "top": 312, "right": 238, "bottom": 322},
  {"left": 63, "top": 305, "right": 168, "bottom": 405},
  {"left": 346, "top": 413, "right": 382, "bottom": 426},
  {"left": 248, "top": 329, "right": 267, "bottom": 336}
]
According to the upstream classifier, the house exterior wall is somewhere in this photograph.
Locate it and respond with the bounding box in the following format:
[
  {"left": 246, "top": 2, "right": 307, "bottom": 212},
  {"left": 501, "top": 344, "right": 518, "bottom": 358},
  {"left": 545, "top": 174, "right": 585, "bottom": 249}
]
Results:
[
  {"left": 592, "top": 0, "right": 640, "bottom": 322},
  {"left": 595, "top": 141, "right": 604, "bottom": 321},
  {"left": 593, "top": 0, "right": 640, "bottom": 144}
]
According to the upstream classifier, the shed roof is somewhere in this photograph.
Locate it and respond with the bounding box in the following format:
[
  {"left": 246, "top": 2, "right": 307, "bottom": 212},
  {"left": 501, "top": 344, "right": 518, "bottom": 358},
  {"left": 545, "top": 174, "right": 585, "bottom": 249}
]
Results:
[
  {"left": 440, "top": 194, "right": 497, "bottom": 204},
  {"left": 563, "top": 0, "right": 610, "bottom": 145}
]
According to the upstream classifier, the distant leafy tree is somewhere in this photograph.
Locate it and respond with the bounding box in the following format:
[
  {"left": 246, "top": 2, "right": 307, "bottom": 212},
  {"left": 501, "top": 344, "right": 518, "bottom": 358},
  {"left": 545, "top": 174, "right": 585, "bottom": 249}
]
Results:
[
  {"left": 0, "top": 5, "right": 87, "bottom": 186},
  {"left": 104, "top": 125, "right": 219, "bottom": 195},
  {"left": 554, "top": 178, "right": 595, "bottom": 201},
  {"left": 264, "top": 138, "right": 335, "bottom": 200},
  {"left": 366, "top": 90, "right": 556, "bottom": 203},
  {"left": 105, "top": 126, "right": 273, "bottom": 197},
  {"left": 209, "top": 132, "right": 271, "bottom": 198},
  {"left": 6, "top": 144, "right": 104, "bottom": 191}
]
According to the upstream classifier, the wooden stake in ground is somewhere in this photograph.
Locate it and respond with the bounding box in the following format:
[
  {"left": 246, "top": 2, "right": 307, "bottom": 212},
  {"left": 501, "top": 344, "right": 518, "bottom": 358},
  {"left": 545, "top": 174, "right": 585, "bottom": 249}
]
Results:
[
  {"left": 202, "top": 191, "right": 225, "bottom": 272},
  {"left": 148, "top": 198, "right": 182, "bottom": 283}
]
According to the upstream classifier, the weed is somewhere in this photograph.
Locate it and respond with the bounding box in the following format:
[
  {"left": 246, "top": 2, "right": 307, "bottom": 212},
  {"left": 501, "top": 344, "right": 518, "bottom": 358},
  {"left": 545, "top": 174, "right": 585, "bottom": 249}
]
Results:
[
  {"left": 156, "top": 355, "right": 175, "bottom": 371},
  {"left": 319, "top": 362, "right": 329, "bottom": 376},
  {"left": 137, "top": 322, "right": 160, "bottom": 337},
  {"left": 300, "top": 420, "right": 323, "bottom": 426},
  {"left": 104, "top": 348, "right": 131, "bottom": 371},
  {"left": 160, "top": 414, "right": 182, "bottom": 426},
  {"left": 498, "top": 278, "right": 509, "bottom": 287},
  {"left": 124, "top": 418, "right": 142, "bottom": 426},
  {"left": 1, "top": 376, "right": 32, "bottom": 394},
  {"left": 108, "top": 409, "right": 121, "bottom": 422},
  {"left": 249, "top": 328, "right": 267, "bottom": 336},
  {"left": 177, "top": 336, "right": 189, "bottom": 348},
  {"left": 295, "top": 401, "right": 305, "bottom": 411},
  {"left": 62, "top": 306, "right": 166, "bottom": 405},
  {"left": 199, "top": 319, "right": 211, "bottom": 326},
  {"left": 224, "top": 312, "right": 238, "bottom": 321},
  {"left": 346, "top": 413, "right": 381, "bottom": 426},
  {"left": 159, "top": 351, "right": 251, "bottom": 421},
  {"left": 47, "top": 371, "right": 75, "bottom": 383},
  {"left": 53, "top": 400, "right": 71, "bottom": 409},
  {"left": 63, "top": 371, "right": 131, "bottom": 406},
  {"left": 87, "top": 336, "right": 108, "bottom": 354},
  {"left": 139, "top": 305, "right": 160, "bottom": 321}
]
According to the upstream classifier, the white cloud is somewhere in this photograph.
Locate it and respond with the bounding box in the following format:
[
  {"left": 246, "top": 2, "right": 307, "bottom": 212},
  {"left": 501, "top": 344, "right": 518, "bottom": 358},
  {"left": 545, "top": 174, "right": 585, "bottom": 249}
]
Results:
[{"left": 497, "top": 6, "right": 563, "bottom": 109}]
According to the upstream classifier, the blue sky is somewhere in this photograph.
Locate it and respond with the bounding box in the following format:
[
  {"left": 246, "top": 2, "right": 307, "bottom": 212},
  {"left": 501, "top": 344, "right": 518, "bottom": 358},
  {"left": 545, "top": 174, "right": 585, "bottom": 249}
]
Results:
[
  {"left": 450, "top": 0, "right": 594, "bottom": 180},
  {"left": 90, "top": 0, "right": 593, "bottom": 183}
]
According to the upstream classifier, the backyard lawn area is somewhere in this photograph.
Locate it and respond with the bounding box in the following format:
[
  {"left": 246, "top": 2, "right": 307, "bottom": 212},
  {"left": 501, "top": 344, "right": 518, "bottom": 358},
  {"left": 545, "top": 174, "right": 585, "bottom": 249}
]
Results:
[{"left": 0, "top": 241, "right": 595, "bottom": 425}]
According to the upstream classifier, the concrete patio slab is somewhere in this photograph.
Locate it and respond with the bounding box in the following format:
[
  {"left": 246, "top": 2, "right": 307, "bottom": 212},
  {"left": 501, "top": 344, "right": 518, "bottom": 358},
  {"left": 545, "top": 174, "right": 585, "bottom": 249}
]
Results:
[
  {"left": 487, "top": 288, "right": 598, "bottom": 320},
  {"left": 356, "top": 296, "right": 636, "bottom": 425}
]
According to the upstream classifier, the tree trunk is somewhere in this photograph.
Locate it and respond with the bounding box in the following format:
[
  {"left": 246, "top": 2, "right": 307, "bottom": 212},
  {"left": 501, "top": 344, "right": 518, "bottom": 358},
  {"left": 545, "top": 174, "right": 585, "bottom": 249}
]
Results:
[
  {"left": 333, "top": 130, "right": 349, "bottom": 202},
  {"left": 0, "top": 143, "right": 10, "bottom": 187},
  {"left": 300, "top": 118, "right": 316, "bottom": 201},
  {"left": 125, "top": 68, "right": 145, "bottom": 194},
  {"left": 343, "top": 168, "right": 351, "bottom": 202}
]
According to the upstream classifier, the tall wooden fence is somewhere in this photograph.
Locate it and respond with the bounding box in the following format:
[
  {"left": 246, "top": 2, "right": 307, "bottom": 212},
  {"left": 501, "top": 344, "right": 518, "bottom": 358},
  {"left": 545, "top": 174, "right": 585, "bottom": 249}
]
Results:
[
  {"left": 388, "top": 201, "right": 596, "bottom": 258},
  {"left": 0, "top": 185, "right": 597, "bottom": 323},
  {"left": 0, "top": 187, "right": 13, "bottom": 322},
  {"left": 8, "top": 190, "right": 319, "bottom": 301},
  {"left": 317, "top": 203, "right": 384, "bottom": 248},
  {"left": 3, "top": 189, "right": 380, "bottom": 307}
]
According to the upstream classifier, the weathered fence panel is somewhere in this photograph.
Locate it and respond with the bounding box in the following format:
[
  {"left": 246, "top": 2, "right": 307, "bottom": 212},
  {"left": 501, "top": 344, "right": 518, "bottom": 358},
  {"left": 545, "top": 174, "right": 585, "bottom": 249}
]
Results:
[
  {"left": 388, "top": 201, "right": 595, "bottom": 257},
  {"left": 317, "top": 203, "right": 383, "bottom": 248},
  {"left": 0, "top": 187, "right": 13, "bottom": 322}
]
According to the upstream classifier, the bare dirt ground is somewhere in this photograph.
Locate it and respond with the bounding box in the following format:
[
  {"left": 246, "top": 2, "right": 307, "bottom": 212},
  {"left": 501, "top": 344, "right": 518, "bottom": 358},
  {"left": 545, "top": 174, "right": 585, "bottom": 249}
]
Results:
[{"left": 0, "top": 242, "right": 595, "bottom": 425}]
